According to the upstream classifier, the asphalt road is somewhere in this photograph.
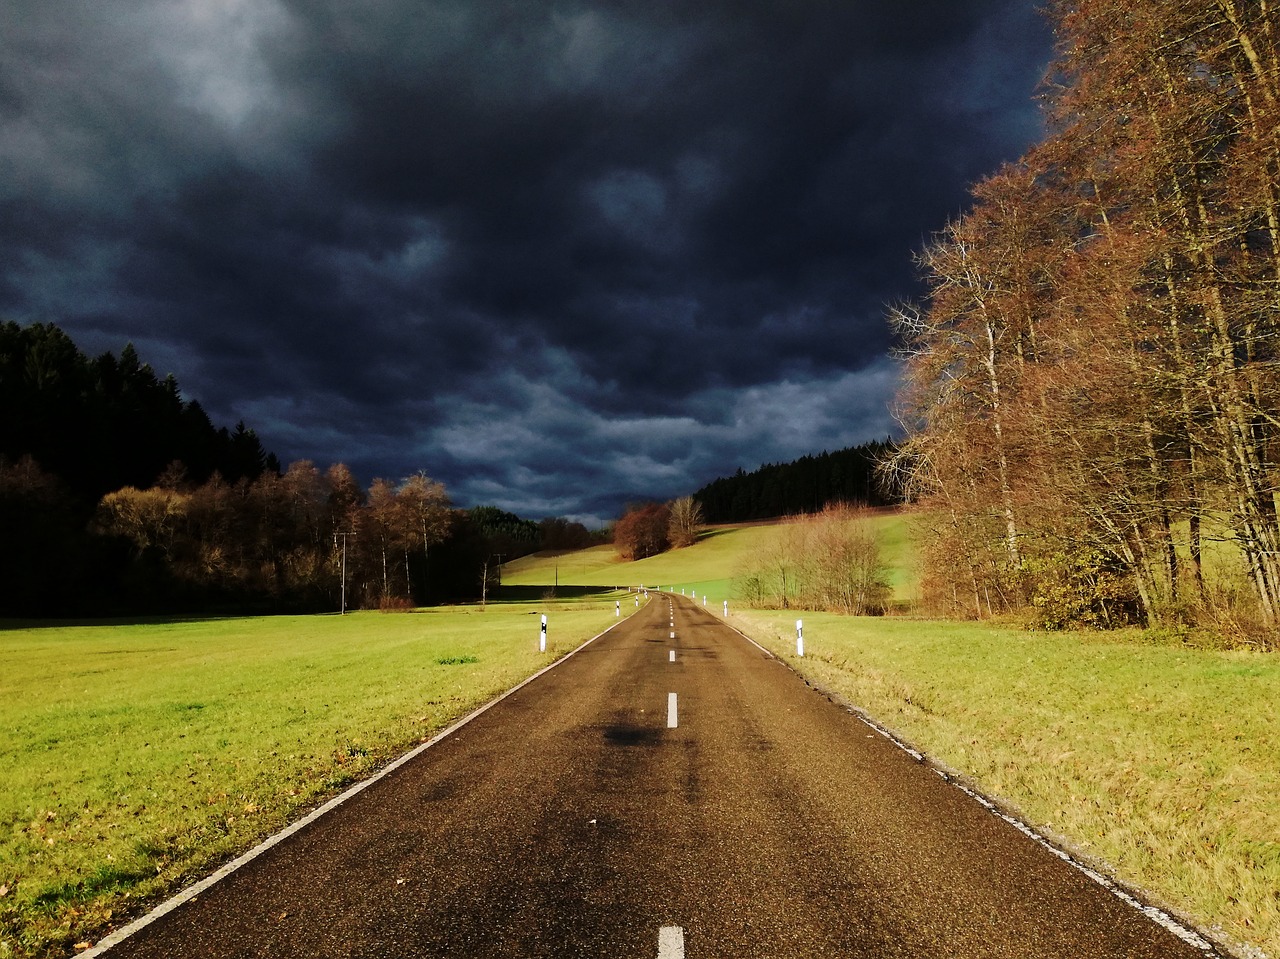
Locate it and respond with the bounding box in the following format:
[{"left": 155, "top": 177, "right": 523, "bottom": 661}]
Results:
[{"left": 94, "top": 596, "right": 1219, "bottom": 958}]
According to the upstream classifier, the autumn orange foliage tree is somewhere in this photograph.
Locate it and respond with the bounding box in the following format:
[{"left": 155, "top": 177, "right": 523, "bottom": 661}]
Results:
[
  {"left": 895, "top": 0, "right": 1280, "bottom": 640},
  {"left": 92, "top": 461, "right": 455, "bottom": 612},
  {"left": 613, "top": 502, "right": 672, "bottom": 560}
]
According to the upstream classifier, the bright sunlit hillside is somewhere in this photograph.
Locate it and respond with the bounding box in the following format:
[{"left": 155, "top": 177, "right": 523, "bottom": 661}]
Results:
[{"left": 499, "top": 511, "right": 918, "bottom": 605}]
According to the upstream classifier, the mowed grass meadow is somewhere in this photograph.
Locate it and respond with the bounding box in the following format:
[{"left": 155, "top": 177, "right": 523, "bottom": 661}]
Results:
[
  {"left": 5, "top": 513, "right": 1278, "bottom": 958},
  {"left": 0, "top": 597, "right": 627, "bottom": 958}
]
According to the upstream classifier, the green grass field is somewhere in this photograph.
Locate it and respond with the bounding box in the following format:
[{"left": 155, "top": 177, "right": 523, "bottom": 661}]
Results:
[
  {"left": 0, "top": 596, "right": 629, "bottom": 958},
  {"left": 729, "top": 611, "right": 1279, "bottom": 958},
  {"left": 6, "top": 511, "right": 1277, "bottom": 959}
]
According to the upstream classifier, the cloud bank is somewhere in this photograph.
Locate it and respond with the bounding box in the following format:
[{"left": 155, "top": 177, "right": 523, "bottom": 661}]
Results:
[{"left": 1, "top": 0, "right": 1054, "bottom": 523}]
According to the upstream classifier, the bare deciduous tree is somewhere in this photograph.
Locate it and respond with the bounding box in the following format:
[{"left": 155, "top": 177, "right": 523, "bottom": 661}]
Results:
[
  {"left": 732, "top": 508, "right": 890, "bottom": 614},
  {"left": 668, "top": 495, "right": 705, "bottom": 548},
  {"left": 894, "top": 0, "right": 1280, "bottom": 640}
]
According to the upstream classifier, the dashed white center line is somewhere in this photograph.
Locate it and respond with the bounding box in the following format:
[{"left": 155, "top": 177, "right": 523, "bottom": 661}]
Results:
[
  {"left": 658, "top": 925, "right": 685, "bottom": 958},
  {"left": 669, "top": 650, "right": 676, "bottom": 662},
  {"left": 667, "top": 692, "right": 678, "bottom": 728}
]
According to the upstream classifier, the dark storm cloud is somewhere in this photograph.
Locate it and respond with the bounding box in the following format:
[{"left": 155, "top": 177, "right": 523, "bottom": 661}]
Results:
[{"left": 1, "top": 0, "right": 1054, "bottom": 523}]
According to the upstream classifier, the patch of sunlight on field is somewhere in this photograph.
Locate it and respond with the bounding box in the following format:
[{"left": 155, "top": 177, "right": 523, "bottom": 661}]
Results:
[
  {"left": 730, "top": 610, "right": 1280, "bottom": 959},
  {"left": 502, "top": 511, "right": 919, "bottom": 604},
  {"left": 0, "top": 598, "right": 630, "bottom": 958},
  {"left": 502, "top": 543, "right": 623, "bottom": 586}
]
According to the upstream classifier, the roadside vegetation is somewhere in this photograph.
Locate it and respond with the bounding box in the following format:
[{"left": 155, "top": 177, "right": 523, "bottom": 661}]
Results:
[
  {"left": 730, "top": 611, "right": 1279, "bottom": 959},
  {"left": 891, "top": 0, "right": 1280, "bottom": 646},
  {"left": 828, "top": 8, "right": 1280, "bottom": 947},
  {"left": 0, "top": 598, "right": 627, "bottom": 958},
  {"left": 731, "top": 504, "right": 893, "bottom": 614}
]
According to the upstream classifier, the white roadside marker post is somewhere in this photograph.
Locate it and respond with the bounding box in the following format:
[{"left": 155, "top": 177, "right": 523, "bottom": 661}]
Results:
[
  {"left": 540, "top": 614, "right": 547, "bottom": 653},
  {"left": 796, "top": 618, "right": 804, "bottom": 657},
  {"left": 702, "top": 595, "right": 707, "bottom": 606},
  {"left": 616, "top": 601, "right": 620, "bottom": 617},
  {"left": 723, "top": 600, "right": 728, "bottom": 616}
]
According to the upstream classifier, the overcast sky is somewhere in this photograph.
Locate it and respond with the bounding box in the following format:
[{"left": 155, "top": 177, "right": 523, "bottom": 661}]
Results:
[{"left": 2, "top": 0, "right": 1054, "bottom": 524}]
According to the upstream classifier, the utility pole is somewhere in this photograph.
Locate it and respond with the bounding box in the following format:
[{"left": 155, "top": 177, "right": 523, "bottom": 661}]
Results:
[
  {"left": 337, "top": 531, "right": 353, "bottom": 614},
  {"left": 481, "top": 553, "right": 506, "bottom": 607}
]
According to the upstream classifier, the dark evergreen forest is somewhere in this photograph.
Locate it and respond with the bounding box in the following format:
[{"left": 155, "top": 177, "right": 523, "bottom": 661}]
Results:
[
  {"left": 693, "top": 439, "right": 901, "bottom": 523},
  {"left": 0, "top": 322, "right": 600, "bottom": 617},
  {"left": 1, "top": 322, "right": 276, "bottom": 500},
  {"left": 0, "top": 322, "right": 283, "bottom": 615}
]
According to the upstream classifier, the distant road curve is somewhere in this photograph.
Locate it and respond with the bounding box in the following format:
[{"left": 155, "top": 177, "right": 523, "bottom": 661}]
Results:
[{"left": 87, "top": 595, "right": 1224, "bottom": 958}]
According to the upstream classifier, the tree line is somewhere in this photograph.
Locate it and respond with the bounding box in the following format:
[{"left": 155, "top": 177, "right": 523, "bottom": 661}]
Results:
[
  {"left": 694, "top": 440, "right": 901, "bottom": 523},
  {"left": 0, "top": 323, "right": 601, "bottom": 616},
  {"left": 893, "top": 0, "right": 1280, "bottom": 641},
  {"left": 613, "top": 496, "right": 704, "bottom": 560},
  {"left": 1, "top": 322, "right": 276, "bottom": 503},
  {"left": 89, "top": 464, "right": 457, "bottom": 613}
]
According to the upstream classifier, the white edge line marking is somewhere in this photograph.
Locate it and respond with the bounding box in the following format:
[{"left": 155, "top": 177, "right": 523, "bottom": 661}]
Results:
[
  {"left": 667, "top": 692, "right": 678, "bottom": 728},
  {"left": 81, "top": 612, "right": 638, "bottom": 957},
  {"left": 851, "top": 715, "right": 1219, "bottom": 953},
  {"left": 658, "top": 925, "right": 685, "bottom": 959},
  {"left": 721, "top": 618, "right": 775, "bottom": 658},
  {"left": 719, "top": 619, "right": 1225, "bottom": 957}
]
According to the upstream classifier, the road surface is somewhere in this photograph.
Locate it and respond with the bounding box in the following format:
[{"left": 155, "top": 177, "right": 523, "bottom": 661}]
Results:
[{"left": 92, "top": 595, "right": 1219, "bottom": 958}]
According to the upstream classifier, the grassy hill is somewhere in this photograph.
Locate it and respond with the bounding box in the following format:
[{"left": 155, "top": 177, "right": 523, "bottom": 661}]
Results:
[{"left": 500, "top": 510, "right": 918, "bottom": 605}]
